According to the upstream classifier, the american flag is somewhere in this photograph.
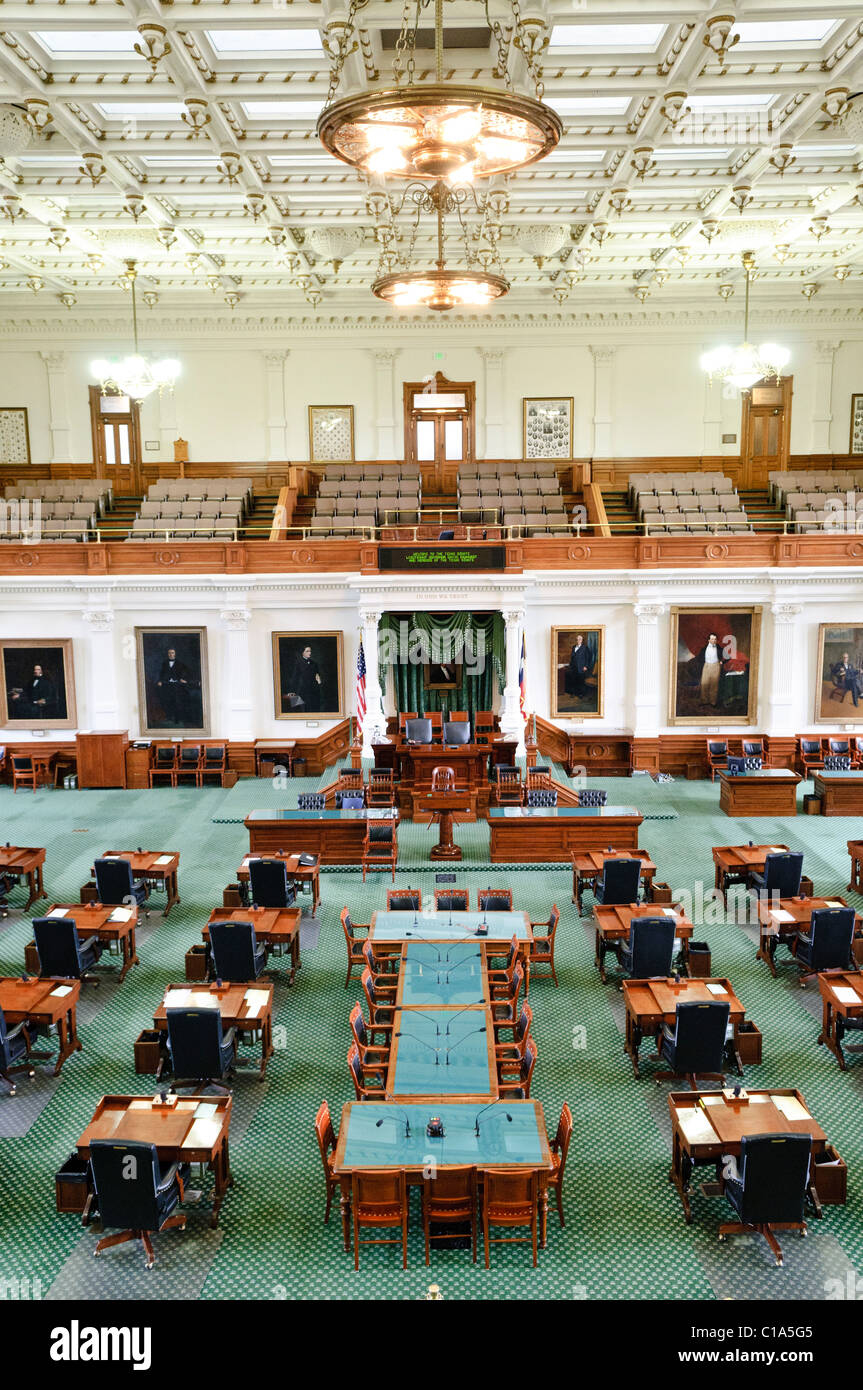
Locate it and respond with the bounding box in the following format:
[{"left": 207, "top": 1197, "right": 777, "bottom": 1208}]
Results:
[
  {"left": 518, "top": 632, "right": 527, "bottom": 721},
  {"left": 356, "top": 636, "right": 367, "bottom": 726}
]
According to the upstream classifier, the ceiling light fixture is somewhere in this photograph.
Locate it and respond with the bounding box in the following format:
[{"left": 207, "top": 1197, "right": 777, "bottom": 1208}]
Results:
[
  {"left": 318, "top": 0, "right": 561, "bottom": 182},
  {"left": 703, "top": 14, "right": 740, "bottom": 70},
  {"left": 701, "top": 250, "right": 790, "bottom": 391},
  {"left": 91, "top": 259, "right": 180, "bottom": 401}
]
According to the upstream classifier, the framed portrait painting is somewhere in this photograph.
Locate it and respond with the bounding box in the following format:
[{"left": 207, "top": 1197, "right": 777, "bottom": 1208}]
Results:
[
  {"left": 850, "top": 394, "right": 863, "bottom": 456},
  {"left": 550, "top": 627, "right": 603, "bottom": 719},
  {"left": 309, "top": 405, "right": 355, "bottom": 464},
  {"left": 523, "top": 398, "right": 573, "bottom": 461},
  {"left": 424, "top": 660, "right": 462, "bottom": 691},
  {"left": 816, "top": 624, "right": 863, "bottom": 723},
  {"left": 136, "top": 627, "right": 210, "bottom": 736},
  {"left": 0, "top": 638, "right": 76, "bottom": 729},
  {"left": 273, "top": 631, "right": 344, "bottom": 719},
  {"left": 0, "top": 407, "right": 31, "bottom": 466},
  {"left": 668, "top": 607, "right": 761, "bottom": 726}
]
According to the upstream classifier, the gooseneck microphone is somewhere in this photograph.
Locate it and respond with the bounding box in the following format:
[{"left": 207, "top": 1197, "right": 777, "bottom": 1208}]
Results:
[
  {"left": 445, "top": 1026, "right": 486, "bottom": 1064},
  {"left": 473, "top": 1098, "right": 513, "bottom": 1136},
  {"left": 445, "top": 1000, "right": 487, "bottom": 1036},
  {"left": 396, "top": 1029, "right": 441, "bottom": 1063},
  {"left": 439, "top": 949, "right": 481, "bottom": 976},
  {"left": 393, "top": 1006, "right": 441, "bottom": 1035},
  {"left": 376, "top": 1103, "right": 411, "bottom": 1138}
]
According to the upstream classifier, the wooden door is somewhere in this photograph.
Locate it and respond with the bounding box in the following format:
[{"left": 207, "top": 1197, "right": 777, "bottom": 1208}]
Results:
[
  {"left": 404, "top": 372, "right": 474, "bottom": 496},
  {"left": 89, "top": 386, "right": 142, "bottom": 494},
  {"left": 740, "top": 376, "right": 792, "bottom": 488}
]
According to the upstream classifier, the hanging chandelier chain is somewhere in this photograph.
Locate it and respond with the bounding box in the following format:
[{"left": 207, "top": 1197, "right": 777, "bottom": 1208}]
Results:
[
  {"left": 324, "top": 0, "right": 366, "bottom": 107},
  {"left": 510, "top": 0, "right": 546, "bottom": 100}
]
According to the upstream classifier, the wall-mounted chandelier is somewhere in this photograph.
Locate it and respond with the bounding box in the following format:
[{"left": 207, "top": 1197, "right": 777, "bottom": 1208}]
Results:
[
  {"left": 318, "top": 0, "right": 561, "bottom": 182},
  {"left": 700, "top": 251, "right": 790, "bottom": 391},
  {"left": 91, "top": 260, "right": 180, "bottom": 400},
  {"left": 370, "top": 177, "right": 508, "bottom": 311}
]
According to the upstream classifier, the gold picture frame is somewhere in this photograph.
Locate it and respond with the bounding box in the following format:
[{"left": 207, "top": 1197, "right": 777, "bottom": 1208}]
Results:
[
  {"left": 850, "top": 393, "right": 863, "bottom": 455},
  {"left": 0, "top": 638, "right": 76, "bottom": 729},
  {"left": 550, "top": 626, "right": 604, "bottom": 719},
  {"left": 815, "top": 623, "right": 863, "bottom": 724},
  {"left": 309, "top": 405, "right": 355, "bottom": 463},
  {"left": 273, "top": 631, "right": 344, "bottom": 719},
  {"left": 523, "top": 397, "right": 573, "bottom": 461},
  {"left": 135, "top": 627, "right": 210, "bottom": 736},
  {"left": 668, "top": 607, "right": 761, "bottom": 726},
  {"left": 0, "top": 407, "right": 31, "bottom": 466}
]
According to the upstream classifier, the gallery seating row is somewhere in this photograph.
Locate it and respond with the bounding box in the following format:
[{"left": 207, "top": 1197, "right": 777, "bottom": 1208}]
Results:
[
  {"left": 3, "top": 480, "right": 112, "bottom": 513},
  {"left": 147, "top": 478, "right": 254, "bottom": 506},
  {"left": 785, "top": 492, "right": 863, "bottom": 533},
  {"left": 769, "top": 470, "right": 863, "bottom": 508}
]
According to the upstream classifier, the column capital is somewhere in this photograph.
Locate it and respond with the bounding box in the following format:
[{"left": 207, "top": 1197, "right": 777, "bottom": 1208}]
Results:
[
  {"left": 500, "top": 607, "right": 525, "bottom": 627},
  {"left": 220, "top": 607, "right": 252, "bottom": 631},
  {"left": 770, "top": 602, "right": 803, "bottom": 623},
  {"left": 41, "top": 351, "right": 67, "bottom": 371},
  {"left": 815, "top": 339, "right": 841, "bottom": 359},
  {"left": 634, "top": 602, "right": 667, "bottom": 624},
  {"left": 479, "top": 347, "right": 505, "bottom": 365},
  {"left": 372, "top": 349, "right": 399, "bottom": 367},
  {"left": 359, "top": 607, "right": 383, "bottom": 627},
  {"left": 81, "top": 608, "right": 115, "bottom": 633},
  {"left": 263, "top": 351, "right": 289, "bottom": 368},
  {"left": 589, "top": 345, "right": 616, "bottom": 363}
]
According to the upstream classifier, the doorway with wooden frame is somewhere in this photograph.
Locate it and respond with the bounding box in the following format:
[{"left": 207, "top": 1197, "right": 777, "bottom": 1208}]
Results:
[
  {"left": 740, "top": 376, "right": 793, "bottom": 489},
  {"left": 403, "top": 371, "right": 475, "bottom": 497},
  {"left": 88, "top": 386, "right": 143, "bottom": 495}
]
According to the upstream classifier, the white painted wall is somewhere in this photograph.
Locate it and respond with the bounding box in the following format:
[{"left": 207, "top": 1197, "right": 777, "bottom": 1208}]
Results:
[
  {"left": 1, "top": 324, "right": 860, "bottom": 464},
  {"left": 0, "top": 572, "right": 858, "bottom": 743}
]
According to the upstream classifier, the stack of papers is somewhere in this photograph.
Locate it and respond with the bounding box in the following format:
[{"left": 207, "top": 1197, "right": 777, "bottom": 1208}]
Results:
[
  {"left": 825, "top": 900, "right": 845, "bottom": 909},
  {"left": 769, "top": 908, "right": 795, "bottom": 925},
  {"left": 155, "top": 855, "right": 174, "bottom": 867},
  {"left": 834, "top": 986, "right": 862, "bottom": 1006},
  {"left": 705, "top": 982, "right": 727, "bottom": 995},
  {"left": 109, "top": 907, "right": 134, "bottom": 923},
  {"left": 773, "top": 1095, "right": 810, "bottom": 1123},
  {"left": 678, "top": 1109, "right": 717, "bottom": 1145},
  {"left": 50, "top": 984, "right": 73, "bottom": 998},
  {"left": 47, "top": 907, "right": 68, "bottom": 918},
  {"left": 244, "top": 988, "right": 270, "bottom": 1020}
]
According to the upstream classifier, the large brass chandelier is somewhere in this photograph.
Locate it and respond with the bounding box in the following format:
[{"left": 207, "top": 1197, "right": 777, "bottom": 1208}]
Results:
[
  {"left": 318, "top": 0, "right": 561, "bottom": 182},
  {"left": 369, "top": 177, "right": 509, "bottom": 310}
]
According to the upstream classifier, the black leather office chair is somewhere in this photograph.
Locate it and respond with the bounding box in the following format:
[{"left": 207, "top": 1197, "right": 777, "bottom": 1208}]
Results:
[
  {"left": 719, "top": 1133, "right": 812, "bottom": 1267},
  {"left": 297, "top": 792, "right": 325, "bottom": 810},
  {"left": 89, "top": 1139, "right": 189, "bottom": 1269},
  {"left": 33, "top": 916, "right": 102, "bottom": 983},
  {"left": 0, "top": 1006, "right": 34, "bottom": 1095},
  {"left": 478, "top": 888, "right": 513, "bottom": 912},
  {"left": 208, "top": 919, "right": 267, "bottom": 981},
  {"left": 248, "top": 857, "right": 296, "bottom": 910},
  {"left": 726, "top": 755, "right": 747, "bottom": 775},
  {"left": 94, "top": 856, "right": 148, "bottom": 910},
  {"left": 526, "top": 788, "right": 558, "bottom": 807},
  {"left": 795, "top": 906, "right": 856, "bottom": 982},
  {"left": 742, "top": 738, "right": 765, "bottom": 759},
  {"left": 657, "top": 1000, "right": 730, "bottom": 1088},
  {"left": 442, "top": 721, "right": 471, "bottom": 746},
  {"left": 824, "top": 755, "right": 852, "bottom": 771},
  {"left": 386, "top": 889, "right": 421, "bottom": 911},
  {"left": 578, "top": 788, "right": 607, "bottom": 807},
  {"left": 828, "top": 738, "right": 851, "bottom": 756},
  {"left": 617, "top": 916, "right": 676, "bottom": 980},
  {"left": 166, "top": 1007, "right": 236, "bottom": 1092},
  {"left": 595, "top": 857, "right": 642, "bottom": 906},
  {"left": 747, "top": 851, "right": 804, "bottom": 898},
  {"left": 404, "top": 718, "right": 433, "bottom": 744}
]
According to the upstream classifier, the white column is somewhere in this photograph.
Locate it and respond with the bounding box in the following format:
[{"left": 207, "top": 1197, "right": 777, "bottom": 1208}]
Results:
[
  {"left": 41, "top": 352, "right": 73, "bottom": 462},
  {"left": 220, "top": 604, "right": 254, "bottom": 741},
  {"left": 480, "top": 348, "right": 506, "bottom": 458},
  {"left": 590, "top": 346, "right": 615, "bottom": 455},
  {"left": 373, "top": 350, "right": 399, "bottom": 459},
  {"left": 499, "top": 607, "right": 525, "bottom": 751},
  {"left": 632, "top": 602, "right": 667, "bottom": 736},
  {"left": 359, "top": 607, "right": 387, "bottom": 753},
  {"left": 811, "top": 341, "right": 838, "bottom": 453},
  {"left": 81, "top": 607, "right": 120, "bottom": 729},
  {"left": 703, "top": 376, "right": 722, "bottom": 453},
  {"left": 264, "top": 352, "right": 288, "bottom": 461},
  {"left": 767, "top": 603, "right": 802, "bottom": 734},
  {"left": 158, "top": 386, "right": 178, "bottom": 459}
]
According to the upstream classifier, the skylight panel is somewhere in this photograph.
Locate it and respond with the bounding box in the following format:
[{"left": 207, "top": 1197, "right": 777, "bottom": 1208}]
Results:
[
  {"left": 242, "top": 101, "right": 325, "bottom": 119},
  {"left": 97, "top": 103, "right": 186, "bottom": 120},
  {"left": 549, "top": 24, "right": 665, "bottom": 50},
  {"left": 687, "top": 94, "right": 777, "bottom": 110},
  {"left": 206, "top": 29, "right": 323, "bottom": 55},
  {"left": 33, "top": 31, "right": 139, "bottom": 57},
  {"left": 732, "top": 20, "right": 837, "bottom": 46},
  {"left": 549, "top": 98, "right": 630, "bottom": 116}
]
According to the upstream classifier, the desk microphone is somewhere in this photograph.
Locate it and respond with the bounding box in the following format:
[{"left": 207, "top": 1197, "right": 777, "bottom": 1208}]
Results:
[
  {"left": 445, "top": 1000, "right": 486, "bottom": 1036},
  {"left": 376, "top": 1104, "right": 411, "bottom": 1138},
  {"left": 473, "top": 1098, "right": 513, "bottom": 1136},
  {"left": 393, "top": 1006, "right": 441, "bottom": 1036},
  {"left": 439, "top": 950, "right": 481, "bottom": 975},
  {"left": 445, "top": 1026, "right": 486, "bottom": 1063},
  {"left": 396, "top": 1029, "right": 441, "bottom": 1063}
]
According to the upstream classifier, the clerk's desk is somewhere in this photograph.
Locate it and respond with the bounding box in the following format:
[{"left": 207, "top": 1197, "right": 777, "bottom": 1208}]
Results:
[
  {"left": 813, "top": 770, "right": 863, "bottom": 816},
  {"left": 489, "top": 804, "right": 643, "bottom": 862},
  {"left": 245, "top": 808, "right": 397, "bottom": 863},
  {"left": 718, "top": 768, "right": 801, "bottom": 817}
]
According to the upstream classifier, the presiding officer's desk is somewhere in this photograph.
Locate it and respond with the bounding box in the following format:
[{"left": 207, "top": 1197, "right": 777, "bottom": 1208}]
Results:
[
  {"left": 489, "top": 804, "right": 643, "bottom": 862},
  {"left": 245, "top": 807, "right": 398, "bottom": 863},
  {"left": 369, "top": 908, "right": 532, "bottom": 951},
  {"left": 718, "top": 768, "right": 801, "bottom": 817},
  {"left": 813, "top": 770, "right": 863, "bottom": 816}
]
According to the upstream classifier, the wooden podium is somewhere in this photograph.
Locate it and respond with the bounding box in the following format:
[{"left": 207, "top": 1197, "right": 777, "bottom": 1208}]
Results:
[
  {"left": 75, "top": 730, "right": 129, "bottom": 788},
  {"left": 423, "top": 788, "right": 472, "bottom": 861}
]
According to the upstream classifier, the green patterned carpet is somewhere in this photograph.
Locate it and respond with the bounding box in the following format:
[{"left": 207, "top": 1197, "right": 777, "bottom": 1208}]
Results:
[{"left": 1, "top": 768, "right": 862, "bottom": 1301}]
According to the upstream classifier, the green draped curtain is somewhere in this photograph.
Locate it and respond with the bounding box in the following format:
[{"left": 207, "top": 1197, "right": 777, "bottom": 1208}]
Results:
[{"left": 378, "top": 612, "right": 504, "bottom": 717}]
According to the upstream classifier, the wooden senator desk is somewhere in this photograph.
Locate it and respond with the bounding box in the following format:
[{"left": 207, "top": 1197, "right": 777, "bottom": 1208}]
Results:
[
  {"left": 593, "top": 902, "right": 694, "bottom": 982},
  {"left": 369, "top": 908, "right": 532, "bottom": 953},
  {"left": 245, "top": 808, "right": 398, "bottom": 864},
  {"left": 755, "top": 895, "right": 862, "bottom": 978},
  {"left": 621, "top": 977, "right": 746, "bottom": 1077},
  {"left": 396, "top": 743, "right": 491, "bottom": 821},
  {"left": 571, "top": 848, "right": 657, "bottom": 913},
  {"left": 236, "top": 850, "right": 321, "bottom": 914},
  {"left": 489, "top": 804, "right": 643, "bottom": 863},
  {"left": 332, "top": 1099, "right": 554, "bottom": 1244},
  {"left": 848, "top": 839, "right": 863, "bottom": 893},
  {"left": 152, "top": 981, "right": 274, "bottom": 1078},
  {"left": 204, "top": 905, "right": 302, "bottom": 985},
  {"left": 668, "top": 1089, "right": 829, "bottom": 1224},
  {"left": 817, "top": 970, "right": 863, "bottom": 1070},
  {"left": 0, "top": 845, "right": 46, "bottom": 908},
  {"left": 813, "top": 770, "right": 863, "bottom": 816},
  {"left": 92, "top": 849, "right": 180, "bottom": 916},
  {"left": 24, "top": 903, "right": 139, "bottom": 982},
  {"left": 718, "top": 768, "right": 801, "bottom": 817},
  {"left": 712, "top": 842, "right": 790, "bottom": 901},
  {"left": 74, "top": 1094, "right": 233, "bottom": 1227},
  {"left": 0, "top": 976, "right": 81, "bottom": 1075}
]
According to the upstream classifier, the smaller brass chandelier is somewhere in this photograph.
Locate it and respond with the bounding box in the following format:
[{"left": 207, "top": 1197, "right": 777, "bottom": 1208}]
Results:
[
  {"left": 371, "top": 177, "right": 508, "bottom": 311},
  {"left": 701, "top": 251, "right": 789, "bottom": 391}
]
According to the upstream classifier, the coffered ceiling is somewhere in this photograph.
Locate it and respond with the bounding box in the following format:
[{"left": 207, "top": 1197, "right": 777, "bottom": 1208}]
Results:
[{"left": 0, "top": 1, "right": 861, "bottom": 317}]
